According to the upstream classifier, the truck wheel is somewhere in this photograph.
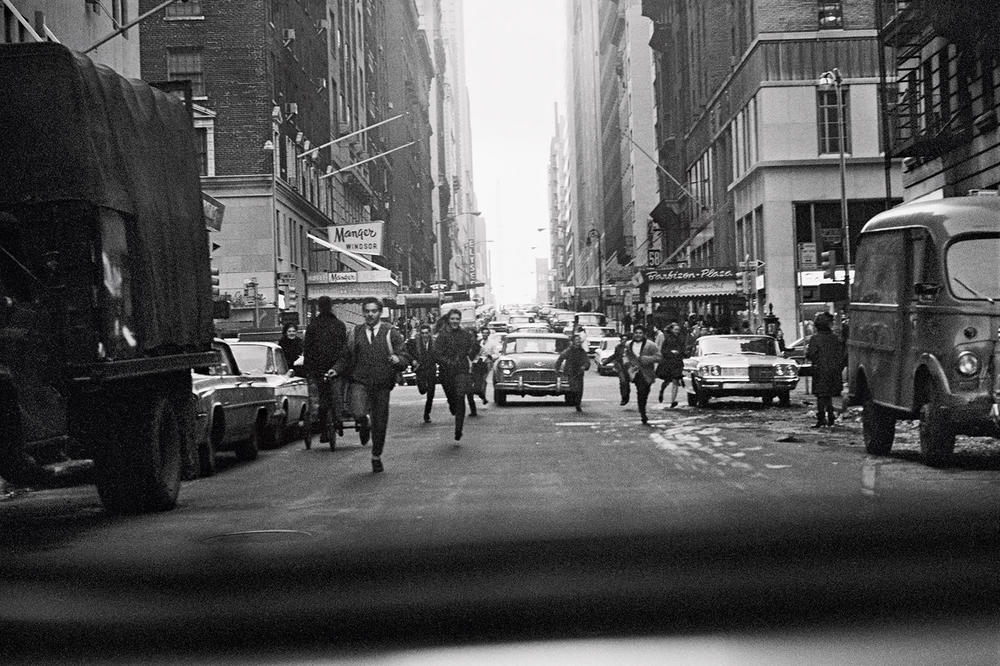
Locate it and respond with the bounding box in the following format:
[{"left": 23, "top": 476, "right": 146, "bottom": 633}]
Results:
[
  {"left": 863, "top": 399, "right": 896, "bottom": 455},
  {"left": 96, "top": 396, "right": 182, "bottom": 514},
  {"left": 919, "top": 385, "right": 955, "bottom": 467},
  {"left": 495, "top": 390, "right": 507, "bottom": 406},
  {"left": 234, "top": 422, "right": 261, "bottom": 462}
]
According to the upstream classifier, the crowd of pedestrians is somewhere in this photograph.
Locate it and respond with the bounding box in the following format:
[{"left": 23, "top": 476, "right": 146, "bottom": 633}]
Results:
[{"left": 280, "top": 302, "right": 846, "bottom": 474}]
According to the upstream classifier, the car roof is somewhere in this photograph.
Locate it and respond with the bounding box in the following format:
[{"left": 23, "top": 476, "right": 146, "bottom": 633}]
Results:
[
  {"left": 503, "top": 332, "right": 567, "bottom": 339},
  {"left": 861, "top": 195, "right": 1000, "bottom": 238},
  {"left": 230, "top": 341, "right": 279, "bottom": 349},
  {"left": 696, "top": 334, "right": 774, "bottom": 341}
]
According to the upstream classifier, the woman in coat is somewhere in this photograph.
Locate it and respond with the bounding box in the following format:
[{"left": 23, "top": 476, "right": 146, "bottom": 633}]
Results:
[
  {"left": 806, "top": 312, "right": 846, "bottom": 427},
  {"left": 277, "top": 322, "right": 303, "bottom": 369},
  {"left": 656, "top": 322, "right": 685, "bottom": 407},
  {"left": 555, "top": 333, "right": 591, "bottom": 412}
]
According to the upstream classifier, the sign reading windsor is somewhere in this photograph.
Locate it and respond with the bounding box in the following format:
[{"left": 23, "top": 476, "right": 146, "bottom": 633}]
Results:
[{"left": 329, "top": 221, "right": 385, "bottom": 255}]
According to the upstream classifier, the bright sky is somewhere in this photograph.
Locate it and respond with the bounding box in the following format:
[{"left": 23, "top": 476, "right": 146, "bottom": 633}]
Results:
[{"left": 463, "top": 1, "right": 567, "bottom": 305}]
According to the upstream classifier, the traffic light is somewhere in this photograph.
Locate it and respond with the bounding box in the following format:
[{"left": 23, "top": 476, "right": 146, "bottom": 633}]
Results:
[
  {"left": 820, "top": 250, "right": 837, "bottom": 280},
  {"left": 210, "top": 266, "right": 220, "bottom": 298},
  {"left": 286, "top": 284, "right": 298, "bottom": 309}
]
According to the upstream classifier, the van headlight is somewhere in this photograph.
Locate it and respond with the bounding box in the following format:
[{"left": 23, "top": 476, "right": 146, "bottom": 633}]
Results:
[{"left": 956, "top": 352, "right": 980, "bottom": 376}]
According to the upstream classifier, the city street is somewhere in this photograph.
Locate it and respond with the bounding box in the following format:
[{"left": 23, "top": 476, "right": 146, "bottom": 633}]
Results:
[
  {"left": 3, "top": 371, "right": 1000, "bottom": 659},
  {"left": 4, "top": 370, "right": 1000, "bottom": 564}
]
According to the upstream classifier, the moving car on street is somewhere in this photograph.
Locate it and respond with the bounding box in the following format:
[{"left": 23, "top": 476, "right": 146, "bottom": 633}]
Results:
[
  {"left": 229, "top": 341, "right": 310, "bottom": 447},
  {"left": 191, "top": 340, "right": 277, "bottom": 476},
  {"left": 595, "top": 337, "right": 622, "bottom": 375},
  {"left": 684, "top": 335, "right": 799, "bottom": 407},
  {"left": 581, "top": 326, "right": 618, "bottom": 354},
  {"left": 492, "top": 333, "right": 573, "bottom": 406}
]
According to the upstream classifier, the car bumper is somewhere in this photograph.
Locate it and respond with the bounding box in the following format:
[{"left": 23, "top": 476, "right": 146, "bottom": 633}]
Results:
[
  {"left": 494, "top": 375, "right": 567, "bottom": 395},
  {"left": 695, "top": 379, "right": 799, "bottom": 395}
]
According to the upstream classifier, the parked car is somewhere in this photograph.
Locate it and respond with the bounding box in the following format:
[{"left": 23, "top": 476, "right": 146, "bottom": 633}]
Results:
[
  {"left": 507, "top": 314, "right": 536, "bottom": 329},
  {"left": 191, "top": 339, "right": 277, "bottom": 476},
  {"left": 573, "top": 312, "right": 607, "bottom": 328},
  {"left": 847, "top": 195, "right": 1000, "bottom": 466},
  {"left": 511, "top": 322, "right": 551, "bottom": 334},
  {"left": 782, "top": 335, "right": 813, "bottom": 376},
  {"left": 683, "top": 335, "right": 799, "bottom": 407},
  {"left": 229, "top": 341, "right": 310, "bottom": 447},
  {"left": 492, "top": 333, "right": 573, "bottom": 406},
  {"left": 595, "top": 338, "right": 622, "bottom": 376}
]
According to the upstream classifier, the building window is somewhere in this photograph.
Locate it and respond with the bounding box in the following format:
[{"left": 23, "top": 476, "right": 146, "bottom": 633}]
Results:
[
  {"left": 166, "top": 0, "right": 202, "bottom": 17},
  {"left": 167, "top": 48, "right": 205, "bottom": 97},
  {"left": 194, "top": 127, "right": 208, "bottom": 176},
  {"left": 818, "top": 87, "right": 851, "bottom": 154},
  {"left": 818, "top": 1, "right": 842, "bottom": 29}
]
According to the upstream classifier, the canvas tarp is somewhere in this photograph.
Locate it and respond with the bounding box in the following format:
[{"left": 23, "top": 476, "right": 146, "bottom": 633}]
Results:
[{"left": 0, "top": 42, "right": 213, "bottom": 353}]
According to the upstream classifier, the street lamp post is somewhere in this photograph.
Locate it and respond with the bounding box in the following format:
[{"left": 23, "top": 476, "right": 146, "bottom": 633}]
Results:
[
  {"left": 586, "top": 228, "right": 603, "bottom": 312},
  {"left": 818, "top": 67, "right": 852, "bottom": 302}
]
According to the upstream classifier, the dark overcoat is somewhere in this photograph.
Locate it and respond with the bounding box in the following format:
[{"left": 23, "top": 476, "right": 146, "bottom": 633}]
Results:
[
  {"left": 806, "top": 330, "right": 845, "bottom": 397},
  {"left": 555, "top": 346, "right": 591, "bottom": 394}
]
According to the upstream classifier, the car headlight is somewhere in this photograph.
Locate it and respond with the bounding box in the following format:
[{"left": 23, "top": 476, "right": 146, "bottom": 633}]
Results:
[
  {"left": 775, "top": 364, "right": 798, "bottom": 377},
  {"left": 699, "top": 365, "right": 722, "bottom": 377},
  {"left": 956, "top": 352, "right": 980, "bottom": 376},
  {"left": 497, "top": 359, "right": 515, "bottom": 376}
]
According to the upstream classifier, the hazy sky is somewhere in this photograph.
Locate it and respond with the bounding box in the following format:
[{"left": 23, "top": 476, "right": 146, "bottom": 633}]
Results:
[{"left": 463, "top": 1, "right": 567, "bottom": 304}]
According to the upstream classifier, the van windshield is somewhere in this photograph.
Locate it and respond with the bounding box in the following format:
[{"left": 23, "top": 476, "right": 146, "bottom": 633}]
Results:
[{"left": 947, "top": 237, "right": 1000, "bottom": 301}]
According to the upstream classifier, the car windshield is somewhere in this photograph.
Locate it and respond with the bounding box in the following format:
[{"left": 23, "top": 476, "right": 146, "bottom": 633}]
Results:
[
  {"left": 947, "top": 236, "right": 1000, "bottom": 300},
  {"left": 504, "top": 337, "right": 568, "bottom": 354},
  {"left": 698, "top": 336, "right": 778, "bottom": 356},
  {"left": 230, "top": 344, "right": 273, "bottom": 374}
]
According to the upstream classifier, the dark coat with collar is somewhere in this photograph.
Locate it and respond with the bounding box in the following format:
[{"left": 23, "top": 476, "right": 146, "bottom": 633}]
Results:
[
  {"left": 433, "top": 326, "right": 480, "bottom": 378},
  {"left": 335, "top": 323, "right": 408, "bottom": 389},
  {"left": 806, "top": 329, "right": 845, "bottom": 397}
]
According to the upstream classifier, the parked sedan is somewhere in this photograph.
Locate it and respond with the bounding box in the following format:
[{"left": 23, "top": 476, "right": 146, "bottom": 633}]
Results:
[
  {"left": 191, "top": 339, "right": 277, "bottom": 476},
  {"left": 229, "top": 341, "right": 310, "bottom": 447},
  {"left": 492, "top": 333, "right": 573, "bottom": 406},
  {"left": 595, "top": 337, "right": 622, "bottom": 376},
  {"left": 782, "top": 335, "right": 812, "bottom": 376},
  {"left": 683, "top": 335, "right": 799, "bottom": 407}
]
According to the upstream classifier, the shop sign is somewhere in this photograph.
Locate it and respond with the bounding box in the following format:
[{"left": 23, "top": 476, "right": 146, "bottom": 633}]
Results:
[
  {"left": 642, "top": 266, "right": 738, "bottom": 283},
  {"left": 329, "top": 221, "right": 385, "bottom": 255},
  {"left": 648, "top": 279, "right": 741, "bottom": 298}
]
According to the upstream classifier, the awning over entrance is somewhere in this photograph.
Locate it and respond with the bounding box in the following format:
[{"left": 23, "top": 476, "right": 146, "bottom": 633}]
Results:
[{"left": 307, "top": 270, "right": 397, "bottom": 306}]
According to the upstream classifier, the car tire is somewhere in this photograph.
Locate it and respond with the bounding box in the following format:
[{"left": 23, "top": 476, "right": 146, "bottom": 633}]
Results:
[
  {"left": 863, "top": 399, "right": 896, "bottom": 455},
  {"left": 762, "top": 394, "right": 774, "bottom": 406},
  {"left": 266, "top": 410, "right": 287, "bottom": 449},
  {"left": 564, "top": 393, "right": 574, "bottom": 405},
  {"left": 96, "top": 396, "right": 182, "bottom": 514},
  {"left": 495, "top": 390, "right": 507, "bottom": 406},
  {"left": 919, "top": 384, "right": 955, "bottom": 467},
  {"left": 234, "top": 421, "right": 261, "bottom": 462},
  {"left": 777, "top": 391, "right": 791, "bottom": 407},
  {"left": 198, "top": 436, "right": 216, "bottom": 477}
]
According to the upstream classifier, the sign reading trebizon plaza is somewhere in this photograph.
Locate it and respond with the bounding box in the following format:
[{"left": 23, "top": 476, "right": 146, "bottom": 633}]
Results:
[{"left": 329, "top": 221, "right": 385, "bottom": 255}]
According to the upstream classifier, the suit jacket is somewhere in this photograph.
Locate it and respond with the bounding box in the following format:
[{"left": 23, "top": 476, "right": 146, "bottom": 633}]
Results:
[
  {"left": 335, "top": 323, "right": 408, "bottom": 389},
  {"left": 433, "top": 326, "right": 481, "bottom": 378},
  {"left": 622, "top": 339, "right": 662, "bottom": 384},
  {"left": 405, "top": 335, "right": 437, "bottom": 381}
]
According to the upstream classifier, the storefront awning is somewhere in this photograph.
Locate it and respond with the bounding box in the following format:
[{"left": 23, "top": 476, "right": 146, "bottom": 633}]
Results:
[
  {"left": 307, "top": 269, "right": 397, "bottom": 305},
  {"left": 648, "top": 280, "right": 741, "bottom": 299}
]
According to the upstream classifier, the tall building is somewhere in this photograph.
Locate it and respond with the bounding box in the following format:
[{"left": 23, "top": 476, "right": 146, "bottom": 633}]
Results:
[
  {"left": 3, "top": 1, "right": 139, "bottom": 76},
  {"left": 140, "top": 0, "right": 434, "bottom": 328},
  {"left": 641, "top": 0, "right": 903, "bottom": 334},
  {"left": 878, "top": 0, "right": 1000, "bottom": 200},
  {"left": 548, "top": 105, "right": 570, "bottom": 306},
  {"left": 565, "top": 0, "right": 659, "bottom": 320}
]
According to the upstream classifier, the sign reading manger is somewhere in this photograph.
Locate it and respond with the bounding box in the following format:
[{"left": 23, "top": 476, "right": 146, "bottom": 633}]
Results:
[{"left": 330, "top": 221, "right": 385, "bottom": 255}]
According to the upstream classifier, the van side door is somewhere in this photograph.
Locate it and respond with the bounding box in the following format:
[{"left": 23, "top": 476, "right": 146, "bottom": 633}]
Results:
[
  {"left": 851, "top": 229, "right": 907, "bottom": 408},
  {"left": 900, "top": 228, "right": 942, "bottom": 410}
]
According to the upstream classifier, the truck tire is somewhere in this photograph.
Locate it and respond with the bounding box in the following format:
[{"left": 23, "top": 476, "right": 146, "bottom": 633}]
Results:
[
  {"left": 919, "top": 384, "right": 955, "bottom": 467},
  {"left": 234, "top": 421, "right": 261, "bottom": 462},
  {"left": 863, "top": 399, "right": 895, "bottom": 455},
  {"left": 96, "top": 396, "right": 182, "bottom": 514}
]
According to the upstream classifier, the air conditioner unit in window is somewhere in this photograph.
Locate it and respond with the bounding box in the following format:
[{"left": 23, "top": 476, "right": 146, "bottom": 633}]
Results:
[
  {"left": 284, "top": 102, "right": 298, "bottom": 117},
  {"left": 282, "top": 28, "right": 296, "bottom": 46}
]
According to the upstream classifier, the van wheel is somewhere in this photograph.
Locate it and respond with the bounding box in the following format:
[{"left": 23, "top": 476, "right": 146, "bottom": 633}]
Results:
[
  {"left": 96, "top": 396, "right": 182, "bottom": 514},
  {"left": 919, "top": 385, "right": 955, "bottom": 467},
  {"left": 198, "top": 437, "right": 216, "bottom": 477},
  {"left": 863, "top": 399, "right": 895, "bottom": 455},
  {"left": 234, "top": 421, "right": 261, "bottom": 462}
]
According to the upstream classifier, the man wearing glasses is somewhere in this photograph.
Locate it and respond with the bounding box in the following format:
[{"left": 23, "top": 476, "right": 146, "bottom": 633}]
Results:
[{"left": 333, "top": 297, "right": 408, "bottom": 473}]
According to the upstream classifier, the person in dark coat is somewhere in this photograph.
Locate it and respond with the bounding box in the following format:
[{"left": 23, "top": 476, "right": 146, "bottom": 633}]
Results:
[
  {"left": 434, "top": 309, "right": 481, "bottom": 442},
  {"left": 277, "top": 322, "right": 303, "bottom": 369},
  {"left": 600, "top": 335, "right": 632, "bottom": 406},
  {"left": 656, "top": 322, "right": 686, "bottom": 407},
  {"left": 303, "top": 296, "right": 348, "bottom": 443},
  {"left": 555, "top": 333, "right": 591, "bottom": 412},
  {"left": 332, "top": 297, "right": 408, "bottom": 473},
  {"left": 622, "top": 324, "right": 662, "bottom": 424},
  {"left": 405, "top": 323, "right": 437, "bottom": 423},
  {"left": 806, "top": 311, "right": 846, "bottom": 428}
]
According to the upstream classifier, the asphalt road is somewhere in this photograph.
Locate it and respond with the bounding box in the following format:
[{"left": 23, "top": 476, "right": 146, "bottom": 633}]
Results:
[{"left": 3, "top": 372, "right": 1000, "bottom": 660}]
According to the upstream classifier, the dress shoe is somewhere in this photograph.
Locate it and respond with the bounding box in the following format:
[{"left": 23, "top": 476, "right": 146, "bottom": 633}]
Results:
[
  {"left": 454, "top": 427, "right": 463, "bottom": 441},
  {"left": 619, "top": 399, "right": 628, "bottom": 406},
  {"left": 575, "top": 405, "right": 582, "bottom": 413},
  {"left": 469, "top": 409, "right": 478, "bottom": 417},
  {"left": 641, "top": 414, "right": 649, "bottom": 425},
  {"left": 670, "top": 402, "right": 678, "bottom": 409},
  {"left": 371, "top": 458, "right": 383, "bottom": 473},
  {"left": 336, "top": 421, "right": 344, "bottom": 437},
  {"left": 423, "top": 414, "right": 431, "bottom": 423}
]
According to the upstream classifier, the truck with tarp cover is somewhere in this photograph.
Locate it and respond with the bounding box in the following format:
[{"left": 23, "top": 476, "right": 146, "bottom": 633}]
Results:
[{"left": 0, "top": 42, "right": 216, "bottom": 513}]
